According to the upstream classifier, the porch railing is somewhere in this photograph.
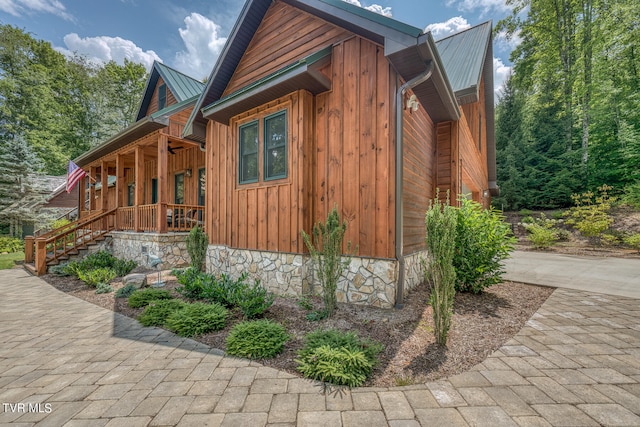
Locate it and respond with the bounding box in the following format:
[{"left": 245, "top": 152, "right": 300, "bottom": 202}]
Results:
[
  {"left": 138, "top": 204, "right": 157, "bottom": 231},
  {"left": 117, "top": 206, "right": 136, "bottom": 230},
  {"left": 167, "top": 204, "right": 205, "bottom": 232}
]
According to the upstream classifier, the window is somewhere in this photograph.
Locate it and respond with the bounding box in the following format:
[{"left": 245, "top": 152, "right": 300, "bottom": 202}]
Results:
[
  {"left": 239, "top": 121, "right": 259, "bottom": 184},
  {"left": 264, "top": 111, "right": 287, "bottom": 180},
  {"left": 158, "top": 84, "right": 167, "bottom": 110},
  {"left": 174, "top": 173, "right": 184, "bottom": 204},
  {"left": 238, "top": 110, "right": 287, "bottom": 185},
  {"left": 198, "top": 168, "right": 205, "bottom": 206},
  {"left": 151, "top": 178, "right": 158, "bottom": 204},
  {"left": 127, "top": 183, "right": 135, "bottom": 206}
]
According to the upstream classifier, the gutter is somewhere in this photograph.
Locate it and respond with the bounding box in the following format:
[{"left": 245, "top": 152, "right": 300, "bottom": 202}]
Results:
[{"left": 395, "top": 61, "right": 434, "bottom": 309}]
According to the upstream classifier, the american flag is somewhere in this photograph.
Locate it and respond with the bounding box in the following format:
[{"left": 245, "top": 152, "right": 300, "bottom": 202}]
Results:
[{"left": 66, "top": 160, "right": 86, "bottom": 193}]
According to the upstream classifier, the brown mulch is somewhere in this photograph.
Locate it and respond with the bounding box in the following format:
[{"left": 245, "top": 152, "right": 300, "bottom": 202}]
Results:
[{"left": 41, "top": 270, "right": 553, "bottom": 387}]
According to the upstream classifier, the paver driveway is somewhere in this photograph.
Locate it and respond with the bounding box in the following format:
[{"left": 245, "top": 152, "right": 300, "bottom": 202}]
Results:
[{"left": 1, "top": 267, "right": 639, "bottom": 426}]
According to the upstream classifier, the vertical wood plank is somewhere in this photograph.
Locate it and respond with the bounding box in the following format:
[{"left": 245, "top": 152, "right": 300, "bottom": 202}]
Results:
[
  {"left": 375, "top": 47, "right": 391, "bottom": 258},
  {"left": 257, "top": 188, "right": 267, "bottom": 249},
  {"left": 279, "top": 184, "right": 290, "bottom": 251},
  {"left": 327, "top": 42, "right": 344, "bottom": 217},
  {"left": 267, "top": 186, "right": 278, "bottom": 251},
  {"left": 359, "top": 39, "right": 376, "bottom": 254}
]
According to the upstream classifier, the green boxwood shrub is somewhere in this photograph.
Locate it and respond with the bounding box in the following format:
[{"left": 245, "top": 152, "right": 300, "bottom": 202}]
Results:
[
  {"left": 165, "top": 302, "right": 227, "bottom": 337},
  {"left": 295, "top": 329, "right": 382, "bottom": 387},
  {"left": 226, "top": 320, "right": 288, "bottom": 359},
  {"left": 77, "top": 267, "right": 116, "bottom": 288},
  {"left": 138, "top": 299, "right": 188, "bottom": 327},
  {"left": 128, "top": 288, "right": 173, "bottom": 308}
]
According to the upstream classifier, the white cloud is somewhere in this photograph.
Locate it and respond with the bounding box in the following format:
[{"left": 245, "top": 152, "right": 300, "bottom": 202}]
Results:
[
  {"left": 425, "top": 16, "right": 470, "bottom": 37},
  {"left": 493, "top": 57, "right": 512, "bottom": 98},
  {"left": 173, "top": 13, "right": 227, "bottom": 80},
  {"left": 341, "top": 0, "right": 392, "bottom": 17},
  {"left": 446, "top": 0, "right": 512, "bottom": 17},
  {"left": 0, "top": 0, "right": 73, "bottom": 20},
  {"left": 495, "top": 29, "right": 522, "bottom": 52},
  {"left": 59, "top": 33, "right": 161, "bottom": 70}
]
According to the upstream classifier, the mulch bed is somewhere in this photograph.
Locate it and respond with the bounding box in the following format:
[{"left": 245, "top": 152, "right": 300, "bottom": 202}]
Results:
[{"left": 41, "top": 272, "right": 553, "bottom": 387}]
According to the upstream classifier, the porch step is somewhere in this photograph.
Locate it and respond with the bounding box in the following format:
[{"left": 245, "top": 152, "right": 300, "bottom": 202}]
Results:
[{"left": 23, "top": 263, "right": 36, "bottom": 275}]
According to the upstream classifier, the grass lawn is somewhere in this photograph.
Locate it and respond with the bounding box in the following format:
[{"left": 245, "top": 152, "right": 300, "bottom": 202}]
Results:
[{"left": 0, "top": 252, "right": 24, "bottom": 270}]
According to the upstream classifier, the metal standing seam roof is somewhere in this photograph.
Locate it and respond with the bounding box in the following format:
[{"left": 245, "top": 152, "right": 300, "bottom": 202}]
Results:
[
  {"left": 434, "top": 21, "right": 492, "bottom": 100},
  {"left": 136, "top": 61, "right": 204, "bottom": 121}
]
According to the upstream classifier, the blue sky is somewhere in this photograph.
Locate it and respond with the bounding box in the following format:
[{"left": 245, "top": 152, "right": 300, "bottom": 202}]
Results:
[{"left": 0, "top": 0, "right": 518, "bottom": 96}]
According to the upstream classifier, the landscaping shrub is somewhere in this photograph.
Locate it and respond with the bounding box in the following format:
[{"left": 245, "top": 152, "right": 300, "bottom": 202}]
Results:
[
  {"left": 128, "top": 288, "right": 173, "bottom": 308},
  {"left": 296, "top": 329, "right": 382, "bottom": 387},
  {"left": 49, "top": 263, "right": 72, "bottom": 276},
  {"left": 526, "top": 224, "right": 558, "bottom": 249},
  {"left": 425, "top": 193, "right": 457, "bottom": 345},
  {"left": 77, "top": 267, "right": 116, "bottom": 288},
  {"left": 113, "top": 259, "right": 137, "bottom": 277},
  {"left": 95, "top": 282, "right": 113, "bottom": 294},
  {"left": 623, "top": 233, "right": 640, "bottom": 252},
  {"left": 301, "top": 206, "right": 354, "bottom": 317},
  {"left": 186, "top": 225, "right": 208, "bottom": 271},
  {"left": 565, "top": 185, "right": 615, "bottom": 244},
  {"left": 65, "top": 251, "right": 137, "bottom": 279},
  {"left": 454, "top": 198, "right": 515, "bottom": 293},
  {"left": 165, "top": 302, "right": 227, "bottom": 337},
  {"left": 0, "top": 236, "right": 23, "bottom": 253},
  {"left": 175, "top": 267, "right": 213, "bottom": 300},
  {"left": 226, "top": 320, "right": 289, "bottom": 359},
  {"left": 138, "top": 299, "right": 187, "bottom": 327},
  {"left": 115, "top": 284, "right": 137, "bottom": 298},
  {"left": 233, "top": 280, "right": 275, "bottom": 319}
]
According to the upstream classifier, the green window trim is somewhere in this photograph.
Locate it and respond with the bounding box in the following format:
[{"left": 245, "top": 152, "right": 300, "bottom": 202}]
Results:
[
  {"left": 264, "top": 110, "right": 287, "bottom": 181},
  {"left": 239, "top": 120, "right": 259, "bottom": 184}
]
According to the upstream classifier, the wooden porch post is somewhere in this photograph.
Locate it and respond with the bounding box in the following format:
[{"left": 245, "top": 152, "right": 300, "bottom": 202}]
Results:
[
  {"left": 100, "top": 161, "right": 109, "bottom": 229},
  {"left": 77, "top": 175, "right": 85, "bottom": 219},
  {"left": 116, "top": 154, "right": 125, "bottom": 209},
  {"left": 134, "top": 146, "right": 145, "bottom": 231},
  {"left": 89, "top": 166, "right": 97, "bottom": 211},
  {"left": 24, "top": 236, "right": 34, "bottom": 263},
  {"left": 157, "top": 134, "right": 168, "bottom": 233},
  {"left": 35, "top": 238, "right": 47, "bottom": 275}
]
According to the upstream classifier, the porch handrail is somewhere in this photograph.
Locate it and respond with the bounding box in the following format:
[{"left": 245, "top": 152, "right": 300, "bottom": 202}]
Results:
[
  {"left": 35, "top": 209, "right": 103, "bottom": 240},
  {"left": 33, "top": 207, "right": 78, "bottom": 237},
  {"left": 33, "top": 208, "right": 117, "bottom": 275},
  {"left": 167, "top": 203, "right": 205, "bottom": 232}
]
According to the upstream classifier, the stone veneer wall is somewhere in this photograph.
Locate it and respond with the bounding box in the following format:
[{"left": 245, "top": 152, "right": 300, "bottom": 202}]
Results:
[
  {"left": 206, "top": 245, "right": 429, "bottom": 309},
  {"left": 110, "top": 232, "right": 191, "bottom": 269}
]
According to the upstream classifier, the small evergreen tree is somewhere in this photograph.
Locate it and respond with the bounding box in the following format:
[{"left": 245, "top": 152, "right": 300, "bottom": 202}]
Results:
[
  {"left": 425, "top": 192, "right": 457, "bottom": 346},
  {"left": 185, "top": 225, "right": 208, "bottom": 271},
  {"left": 301, "top": 206, "right": 353, "bottom": 317}
]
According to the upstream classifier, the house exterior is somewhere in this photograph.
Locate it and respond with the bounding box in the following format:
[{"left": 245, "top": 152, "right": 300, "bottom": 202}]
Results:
[
  {"left": 28, "top": 0, "right": 497, "bottom": 310},
  {"left": 181, "top": 0, "right": 497, "bottom": 307}
]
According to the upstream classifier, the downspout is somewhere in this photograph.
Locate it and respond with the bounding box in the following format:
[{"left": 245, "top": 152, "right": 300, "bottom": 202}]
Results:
[{"left": 395, "top": 61, "right": 434, "bottom": 309}]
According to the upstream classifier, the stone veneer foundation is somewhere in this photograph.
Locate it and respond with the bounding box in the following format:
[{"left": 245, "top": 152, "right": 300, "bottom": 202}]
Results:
[
  {"left": 206, "top": 245, "right": 428, "bottom": 309},
  {"left": 109, "top": 231, "right": 191, "bottom": 269}
]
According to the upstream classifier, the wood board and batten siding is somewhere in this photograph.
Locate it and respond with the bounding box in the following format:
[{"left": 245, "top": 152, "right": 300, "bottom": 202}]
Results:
[
  {"left": 402, "top": 93, "right": 436, "bottom": 255},
  {"left": 144, "top": 77, "right": 178, "bottom": 117},
  {"left": 206, "top": 91, "right": 312, "bottom": 254},
  {"left": 314, "top": 36, "right": 397, "bottom": 259},
  {"left": 222, "top": 1, "right": 351, "bottom": 97}
]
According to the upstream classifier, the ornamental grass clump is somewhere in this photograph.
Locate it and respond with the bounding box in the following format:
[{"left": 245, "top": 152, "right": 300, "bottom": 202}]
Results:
[
  {"left": 425, "top": 193, "right": 457, "bottom": 346},
  {"left": 165, "top": 302, "right": 227, "bottom": 337},
  {"left": 301, "top": 206, "right": 354, "bottom": 317},
  {"left": 226, "top": 320, "right": 289, "bottom": 359},
  {"left": 295, "top": 329, "right": 382, "bottom": 387}
]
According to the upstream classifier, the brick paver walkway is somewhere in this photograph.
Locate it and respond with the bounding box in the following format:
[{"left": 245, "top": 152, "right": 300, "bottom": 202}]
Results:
[{"left": 1, "top": 268, "right": 639, "bottom": 426}]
